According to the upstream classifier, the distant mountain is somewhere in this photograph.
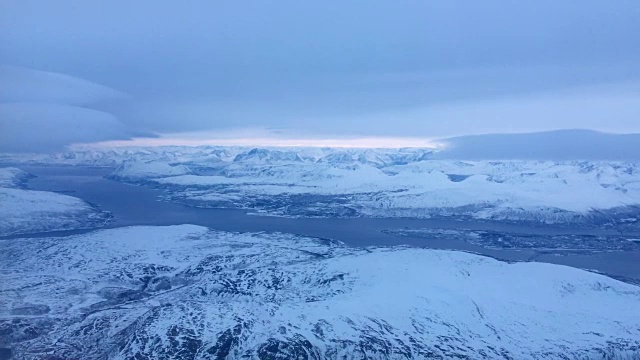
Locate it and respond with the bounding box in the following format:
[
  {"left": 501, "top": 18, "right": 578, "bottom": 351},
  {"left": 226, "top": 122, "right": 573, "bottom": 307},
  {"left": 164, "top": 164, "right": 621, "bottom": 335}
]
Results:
[
  {"left": 437, "top": 130, "right": 640, "bottom": 160},
  {"left": 233, "top": 148, "right": 305, "bottom": 163},
  {"left": 0, "top": 146, "right": 435, "bottom": 169},
  {"left": 4, "top": 143, "right": 640, "bottom": 225},
  {"left": 111, "top": 155, "right": 640, "bottom": 226}
]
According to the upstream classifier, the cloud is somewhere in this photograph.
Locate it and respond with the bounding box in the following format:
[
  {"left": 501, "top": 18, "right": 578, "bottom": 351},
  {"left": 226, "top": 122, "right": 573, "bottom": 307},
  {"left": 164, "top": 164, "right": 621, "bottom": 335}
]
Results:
[
  {"left": 0, "top": 65, "right": 133, "bottom": 152},
  {"left": 1, "top": 63, "right": 639, "bottom": 152},
  {"left": 0, "top": 103, "right": 131, "bottom": 152},
  {"left": 436, "top": 130, "right": 640, "bottom": 161},
  {"left": 395, "top": 81, "right": 640, "bottom": 137},
  {"left": 0, "top": 65, "right": 128, "bottom": 105},
  {"left": 92, "top": 128, "right": 441, "bottom": 149},
  {"left": 111, "top": 65, "right": 640, "bottom": 137},
  {"left": 0, "top": 1, "right": 639, "bottom": 151},
  {"left": 257, "top": 79, "right": 640, "bottom": 139}
]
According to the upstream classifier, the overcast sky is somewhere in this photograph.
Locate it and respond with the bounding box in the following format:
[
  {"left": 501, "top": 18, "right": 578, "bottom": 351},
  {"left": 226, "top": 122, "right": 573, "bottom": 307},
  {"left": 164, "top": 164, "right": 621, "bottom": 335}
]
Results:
[{"left": 1, "top": 0, "right": 639, "bottom": 151}]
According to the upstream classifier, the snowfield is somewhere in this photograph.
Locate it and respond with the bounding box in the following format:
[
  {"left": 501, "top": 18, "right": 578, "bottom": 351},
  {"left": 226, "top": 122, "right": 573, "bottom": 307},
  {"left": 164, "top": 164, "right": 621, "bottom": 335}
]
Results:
[
  {"left": 1, "top": 225, "right": 639, "bottom": 359},
  {"left": 0, "top": 167, "right": 110, "bottom": 236}
]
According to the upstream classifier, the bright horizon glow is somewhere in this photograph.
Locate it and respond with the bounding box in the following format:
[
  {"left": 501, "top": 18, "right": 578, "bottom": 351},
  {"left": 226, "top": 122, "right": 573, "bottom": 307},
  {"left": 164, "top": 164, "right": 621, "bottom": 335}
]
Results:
[{"left": 79, "top": 135, "right": 445, "bottom": 149}]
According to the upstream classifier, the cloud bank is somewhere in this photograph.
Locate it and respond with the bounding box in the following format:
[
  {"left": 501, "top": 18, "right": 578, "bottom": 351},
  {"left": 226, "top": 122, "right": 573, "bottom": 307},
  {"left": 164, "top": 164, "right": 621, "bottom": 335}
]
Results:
[
  {"left": 0, "top": 66, "right": 132, "bottom": 152},
  {"left": 0, "top": 103, "right": 130, "bottom": 152},
  {"left": 1, "top": 1, "right": 639, "bottom": 152},
  {"left": 437, "top": 130, "right": 640, "bottom": 161}
]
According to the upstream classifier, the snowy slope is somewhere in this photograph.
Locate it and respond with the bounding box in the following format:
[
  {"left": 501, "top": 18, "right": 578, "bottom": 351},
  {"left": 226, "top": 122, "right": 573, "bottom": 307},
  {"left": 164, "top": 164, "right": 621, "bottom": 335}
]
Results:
[
  {"left": 1, "top": 225, "right": 639, "bottom": 359},
  {"left": 0, "top": 167, "right": 111, "bottom": 236},
  {"left": 110, "top": 160, "right": 192, "bottom": 179},
  {"left": 0, "top": 167, "right": 32, "bottom": 187}
]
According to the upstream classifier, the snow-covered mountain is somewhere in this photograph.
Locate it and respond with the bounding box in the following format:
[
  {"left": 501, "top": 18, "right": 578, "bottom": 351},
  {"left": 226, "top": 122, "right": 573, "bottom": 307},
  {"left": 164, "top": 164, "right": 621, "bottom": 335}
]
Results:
[
  {"left": 4, "top": 146, "right": 640, "bottom": 225},
  {"left": 2, "top": 225, "right": 639, "bottom": 359},
  {"left": 0, "top": 146, "right": 435, "bottom": 169},
  {"left": 107, "top": 152, "right": 640, "bottom": 226},
  {"left": 0, "top": 167, "right": 111, "bottom": 237}
]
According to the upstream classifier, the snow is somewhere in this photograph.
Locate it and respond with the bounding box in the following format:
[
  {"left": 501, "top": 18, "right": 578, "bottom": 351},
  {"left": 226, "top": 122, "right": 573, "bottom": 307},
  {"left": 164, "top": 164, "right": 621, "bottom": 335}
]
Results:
[
  {"left": 0, "top": 146, "right": 433, "bottom": 167},
  {"left": 0, "top": 167, "right": 30, "bottom": 188},
  {"left": 0, "top": 186, "right": 91, "bottom": 216},
  {"left": 111, "top": 160, "right": 192, "bottom": 179},
  {"left": 2, "top": 225, "right": 639, "bottom": 358},
  {"left": 4, "top": 146, "right": 640, "bottom": 223},
  {"left": 0, "top": 167, "right": 109, "bottom": 236},
  {"left": 127, "top": 156, "right": 640, "bottom": 223}
]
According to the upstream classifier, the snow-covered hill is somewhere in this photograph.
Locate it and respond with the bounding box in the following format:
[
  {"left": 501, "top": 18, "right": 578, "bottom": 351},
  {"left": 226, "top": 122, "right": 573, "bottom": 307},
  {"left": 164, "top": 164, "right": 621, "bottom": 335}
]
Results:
[
  {"left": 0, "top": 167, "right": 111, "bottom": 236},
  {"left": 1, "top": 225, "right": 639, "bottom": 359}
]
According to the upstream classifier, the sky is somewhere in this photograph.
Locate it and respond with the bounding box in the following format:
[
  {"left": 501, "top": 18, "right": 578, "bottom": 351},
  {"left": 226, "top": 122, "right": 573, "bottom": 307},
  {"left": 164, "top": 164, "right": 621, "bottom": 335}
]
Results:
[{"left": 1, "top": 0, "right": 639, "bottom": 151}]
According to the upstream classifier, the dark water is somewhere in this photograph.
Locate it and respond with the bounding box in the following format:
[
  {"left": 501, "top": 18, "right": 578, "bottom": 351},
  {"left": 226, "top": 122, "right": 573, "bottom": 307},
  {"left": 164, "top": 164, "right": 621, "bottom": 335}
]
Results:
[{"left": 11, "top": 165, "right": 640, "bottom": 282}]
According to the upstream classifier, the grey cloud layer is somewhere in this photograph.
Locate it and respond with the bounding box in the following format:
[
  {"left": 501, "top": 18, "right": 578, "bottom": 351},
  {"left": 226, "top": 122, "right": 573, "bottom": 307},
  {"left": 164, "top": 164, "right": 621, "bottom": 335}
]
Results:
[
  {"left": 0, "top": 65, "right": 128, "bottom": 105},
  {"left": 0, "top": 103, "right": 130, "bottom": 152},
  {"left": 1, "top": 0, "right": 639, "bottom": 151},
  {"left": 0, "top": 66, "right": 133, "bottom": 151}
]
